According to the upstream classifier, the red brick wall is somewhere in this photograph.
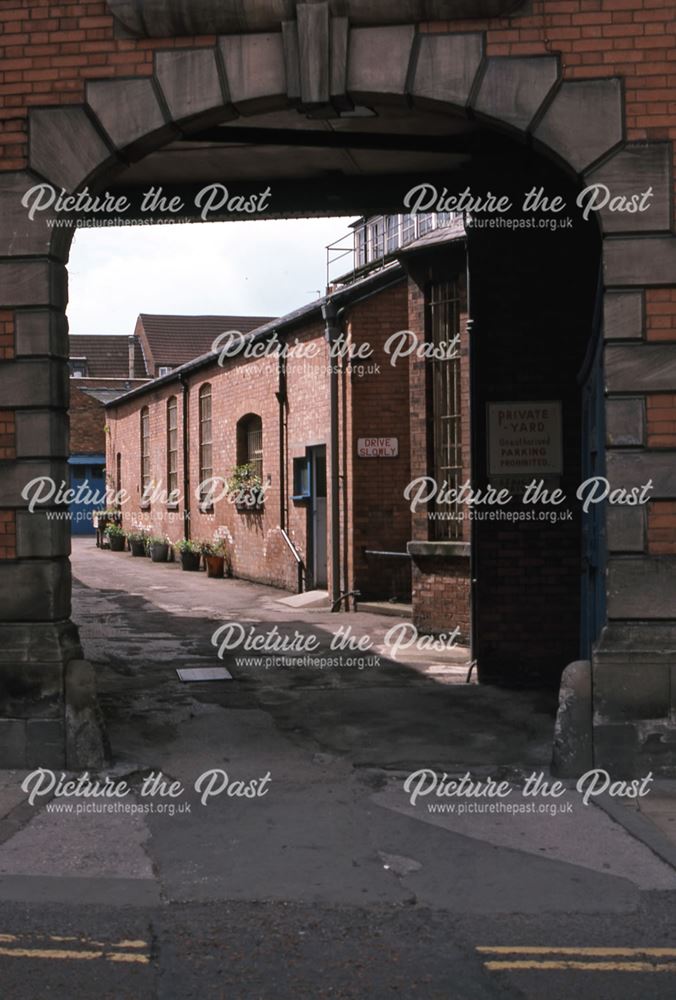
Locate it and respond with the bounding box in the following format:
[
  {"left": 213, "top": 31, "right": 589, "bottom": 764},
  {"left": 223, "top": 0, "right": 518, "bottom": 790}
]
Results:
[
  {"left": 348, "top": 281, "right": 412, "bottom": 600},
  {"left": 648, "top": 501, "right": 676, "bottom": 555},
  {"left": 0, "top": 510, "right": 16, "bottom": 560},
  {"left": 0, "top": 311, "right": 14, "bottom": 360},
  {"left": 0, "top": 409, "right": 16, "bottom": 460},
  {"left": 69, "top": 384, "right": 105, "bottom": 454},
  {"left": 406, "top": 252, "right": 473, "bottom": 639},
  {"left": 107, "top": 284, "right": 410, "bottom": 594}
]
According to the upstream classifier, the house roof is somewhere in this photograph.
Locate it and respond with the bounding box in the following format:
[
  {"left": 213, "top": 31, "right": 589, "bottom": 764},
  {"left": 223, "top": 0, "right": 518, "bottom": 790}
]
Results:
[
  {"left": 69, "top": 335, "right": 149, "bottom": 379},
  {"left": 105, "top": 263, "right": 406, "bottom": 409},
  {"left": 137, "top": 313, "right": 276, "bottom": 368}
]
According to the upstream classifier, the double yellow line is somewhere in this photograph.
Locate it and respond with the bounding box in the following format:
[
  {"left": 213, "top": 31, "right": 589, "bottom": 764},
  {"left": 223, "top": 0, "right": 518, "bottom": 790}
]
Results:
[
  {"left": 0, "top": 933, "right": 150, "bottom": 964},
  {"left": 478, "top": 946, "right": 676, "bottom": 974}
]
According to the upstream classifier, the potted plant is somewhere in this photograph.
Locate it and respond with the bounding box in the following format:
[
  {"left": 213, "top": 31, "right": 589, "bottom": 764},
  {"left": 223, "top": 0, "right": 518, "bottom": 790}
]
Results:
[
  {"left": 104, "top": 523, "right": 126, "bottom": 552},
  {"left": 95, "top": 508, "right": 122, "bottom": 548},
  {"left": 148, "top": 535, "right": 169, "bottom": 563},
  {"left": 127, "top": 529, "right": 147, "bottom": 557},
  {"left": 227, "top": 464, "right": 265, "bottom": 512},
  {"left": 200, "top": 538, "right": 228, "bottom": 579},
  {"left": 175, "top": 539, "right": 201, "bottom": 572}
]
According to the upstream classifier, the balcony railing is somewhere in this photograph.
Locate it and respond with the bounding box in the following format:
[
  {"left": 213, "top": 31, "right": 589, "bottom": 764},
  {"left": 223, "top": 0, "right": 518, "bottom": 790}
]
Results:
[{"left": 326, "top": 212, "right": 465, "bottom": 289}]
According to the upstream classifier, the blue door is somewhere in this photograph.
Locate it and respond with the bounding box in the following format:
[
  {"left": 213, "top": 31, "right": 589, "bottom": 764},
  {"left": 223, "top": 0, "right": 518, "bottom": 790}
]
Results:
[{"left": 69, "top": 455, "right": 106, "bottom": 535}]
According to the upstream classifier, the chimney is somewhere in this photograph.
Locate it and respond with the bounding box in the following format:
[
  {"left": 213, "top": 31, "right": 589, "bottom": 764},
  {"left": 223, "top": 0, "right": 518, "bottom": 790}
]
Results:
[{"left": 128, "top": 336, "right": 136, "bottom": 380}]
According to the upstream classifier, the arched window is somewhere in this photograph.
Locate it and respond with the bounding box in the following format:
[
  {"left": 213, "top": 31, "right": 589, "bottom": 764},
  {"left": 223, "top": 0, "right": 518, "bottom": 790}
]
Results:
[
  {"left": 167, "top": 396, "right": 178, "bottom": 497},
  {"left": 140, "top": 406, "right": 150, "bottom": 496},
  {"left": 236, "top": 413, "right": 263, "bottom": 482},
  {"left": 198, "top": 384, "right": 212, "bottom": 503}
]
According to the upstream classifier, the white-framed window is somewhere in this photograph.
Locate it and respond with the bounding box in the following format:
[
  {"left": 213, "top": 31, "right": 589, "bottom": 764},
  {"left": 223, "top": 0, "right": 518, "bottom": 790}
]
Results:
[
  {"left": 401, "top": 214, "right": 416, "bottom": 244},
  {"left": 354, "top": 225, "right": 368, "bottom": 268},
  {"left": 369, "top": 218, "right": 385, "bottom": 261},
  {"left": 386, "top": 215, "right": 400, "bottom": 254},
  {"left": 167, "top": 396, "right": 178, "bottom": 498},
  {"left": 158, "top": 366, "right": 172, "bottom": 377}
]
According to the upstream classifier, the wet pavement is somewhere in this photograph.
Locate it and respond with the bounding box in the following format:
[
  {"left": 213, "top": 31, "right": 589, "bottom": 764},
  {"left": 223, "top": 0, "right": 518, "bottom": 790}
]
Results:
[{"left": 0, "top": 538, "right": 675, "bottom": 998}]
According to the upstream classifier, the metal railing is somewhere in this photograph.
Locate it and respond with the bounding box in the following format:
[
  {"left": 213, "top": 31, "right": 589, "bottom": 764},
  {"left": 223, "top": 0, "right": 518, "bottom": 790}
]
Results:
[{"left": 326, "top": 212, "right": 464, "bottom": 289}]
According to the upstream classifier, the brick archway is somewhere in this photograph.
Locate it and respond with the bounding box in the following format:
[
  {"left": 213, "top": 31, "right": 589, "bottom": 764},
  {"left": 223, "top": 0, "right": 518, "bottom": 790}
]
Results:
[{"left": 1, "top": 15, "right": 675, "bottom": 769}]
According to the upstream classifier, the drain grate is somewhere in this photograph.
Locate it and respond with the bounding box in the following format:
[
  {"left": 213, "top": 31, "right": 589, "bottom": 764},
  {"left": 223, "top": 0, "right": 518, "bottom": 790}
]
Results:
[{"left": 176, "top": 666, "right": 233, "bottom": 682}]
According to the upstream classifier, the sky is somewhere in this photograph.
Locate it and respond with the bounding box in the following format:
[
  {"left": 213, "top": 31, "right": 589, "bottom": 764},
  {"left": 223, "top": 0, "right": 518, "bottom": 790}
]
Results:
[{"left": 67, "top": 217, "right": 357, "bottom": 336}]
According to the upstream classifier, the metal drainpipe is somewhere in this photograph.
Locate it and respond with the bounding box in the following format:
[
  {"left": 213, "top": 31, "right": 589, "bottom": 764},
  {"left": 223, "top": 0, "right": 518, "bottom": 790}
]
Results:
[
  {"left": 321, "top": 300, "right": 342, "bottom": 608},
  {"left": 179, "top": 372, "right": 191, "bottom": 540},
  {"left": 276, "top": 343, "right": 287, "bottom": 530}
]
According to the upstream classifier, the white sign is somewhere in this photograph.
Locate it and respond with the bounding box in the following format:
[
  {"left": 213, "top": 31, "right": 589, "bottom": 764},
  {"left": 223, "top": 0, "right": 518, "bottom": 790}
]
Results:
[
  {"left": 488, "top": 401, "right": 562, "bottom": 476},
  {"left": 358, "top": 437, "right": 399, "bottom": 458}
]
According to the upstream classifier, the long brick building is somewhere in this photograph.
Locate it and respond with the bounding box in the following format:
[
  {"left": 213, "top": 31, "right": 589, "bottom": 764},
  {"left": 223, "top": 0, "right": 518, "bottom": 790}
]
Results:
[{"left": 0, "top": 0, "right": 675, "bottom": 774}]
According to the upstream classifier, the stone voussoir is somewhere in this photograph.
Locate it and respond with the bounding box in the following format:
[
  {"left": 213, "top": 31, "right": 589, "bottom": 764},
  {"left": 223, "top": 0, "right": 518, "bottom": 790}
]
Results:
[
  {"left": 347, "top": 25, "right": 416, "bottom": 104},
  {"left": 155, "top": 48, "right": 229, "bottom": 127},
  {"left": 472, "top": 55, "right": 560, "bottom": 132},
  {"left": 86, "top": 77, "right": 176, "bottom": 158},
  {"left": 29, "top": 106, "right": 113, "bottom": 194},
  {"left": 533, "top": 78, "right": 624, "bottom": 174},
  {"left": 219, "top": 33, "right": 289, "bottom": 113},
  {"left": 411, "top": 32, "right": 484, "bottom": 110},
  {"left": 584, "top": 143, "right": 672, "bottom": 235}
]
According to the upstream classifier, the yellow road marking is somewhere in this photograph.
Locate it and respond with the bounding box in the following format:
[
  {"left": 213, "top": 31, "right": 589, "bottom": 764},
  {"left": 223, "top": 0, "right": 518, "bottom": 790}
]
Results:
[
  {"left": 0, "top": 946, "right": 149, "bottom": 964},
  {"left": 484, "top": 960, "right": 676, "bottom": 973},
  {"left": 0, "top": 932, "right": 151, "bottom": 964},
  {"left": 108, "top": 952, "right": 150, "bottom": 964},
  {"left": 0, "top": 947, "right": 106, "bottom": 962},
  {"left": 478, "top": 947, "right": 676, "bottom": 957}
]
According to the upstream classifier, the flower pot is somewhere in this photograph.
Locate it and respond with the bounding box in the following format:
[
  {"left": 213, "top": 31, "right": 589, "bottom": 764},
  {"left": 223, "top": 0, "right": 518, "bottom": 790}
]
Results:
[
  {"left": 205, "top": 554, "right": 225, "bottom": 579},
  {"left": 130, "top": 539, "right": 146, "bottom": 557},
  {"left": 150, "top": 542, "right": 169, "bottom": 563},
  {"left": 109, "top": 534, "right": 125, "bottom": 552},
  {"left": 180, "top": 550, "right": 201, "bottom": 572}
]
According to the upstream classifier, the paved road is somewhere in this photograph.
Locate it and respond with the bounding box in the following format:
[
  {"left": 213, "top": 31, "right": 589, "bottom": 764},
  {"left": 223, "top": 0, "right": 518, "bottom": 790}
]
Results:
[{"left": 0, "top": 538, "right": 673, "bottom": 999}]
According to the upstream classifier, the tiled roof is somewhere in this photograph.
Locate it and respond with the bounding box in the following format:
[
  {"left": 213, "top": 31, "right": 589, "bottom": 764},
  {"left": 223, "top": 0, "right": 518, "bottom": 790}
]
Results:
[
  {"left": 138, "top": 313, "right": 276, "bottom": 368},
  {"left": 69, "top": 335, "right": 149, "bottom": 379}
]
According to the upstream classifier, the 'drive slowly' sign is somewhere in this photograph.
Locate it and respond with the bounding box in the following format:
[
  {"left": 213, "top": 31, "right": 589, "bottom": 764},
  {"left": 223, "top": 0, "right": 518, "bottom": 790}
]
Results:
[
  {"left": 488, "top": 401, "right": 563, "bottom": 476},
  {"left": 358, "top": 437, "right": 399, "bottom": 458}
]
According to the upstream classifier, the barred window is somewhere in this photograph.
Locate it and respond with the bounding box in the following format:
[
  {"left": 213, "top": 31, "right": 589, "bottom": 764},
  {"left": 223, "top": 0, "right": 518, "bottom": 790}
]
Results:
[
  {"left": 198, "top": 384, "right": 212, "bottom": 503},
  {"left": 140, "top": 407, "right": 150, "bottom": 497},
  {"left": 429, "top": 280, "right": 462, "bottom": 541},
  {"left": 167, "top": 396, "right": 178, "bottom": 498},
  {"left": 237, "top": 414, "right": 263, "bottom": 482}
]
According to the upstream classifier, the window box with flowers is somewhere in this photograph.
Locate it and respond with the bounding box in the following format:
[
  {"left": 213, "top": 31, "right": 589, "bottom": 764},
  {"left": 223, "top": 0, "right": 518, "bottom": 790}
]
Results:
[{"left": 227, "top": 464, "right": 265, "bottom": 513}]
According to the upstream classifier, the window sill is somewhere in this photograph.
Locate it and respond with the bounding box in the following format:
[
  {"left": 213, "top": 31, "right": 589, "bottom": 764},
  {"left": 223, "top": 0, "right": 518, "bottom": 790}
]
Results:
[
  {"left": 166, "top": 504, "right": 179, "bottom": 513},
  {"left": 407, "top": 541, "right": 470, "bottom": 559}
]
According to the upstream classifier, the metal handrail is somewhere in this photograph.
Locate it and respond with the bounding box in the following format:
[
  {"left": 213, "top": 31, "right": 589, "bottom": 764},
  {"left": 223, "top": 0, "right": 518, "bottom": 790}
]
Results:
[{"left": 280, "top": 527, "right": 304, "bottom": 594}]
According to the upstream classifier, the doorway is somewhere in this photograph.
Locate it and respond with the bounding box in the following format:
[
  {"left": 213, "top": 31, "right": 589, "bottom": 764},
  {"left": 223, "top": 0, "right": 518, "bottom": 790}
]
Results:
[{"left": 308, "top": 446, "right": 327, "bottom": 589}]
